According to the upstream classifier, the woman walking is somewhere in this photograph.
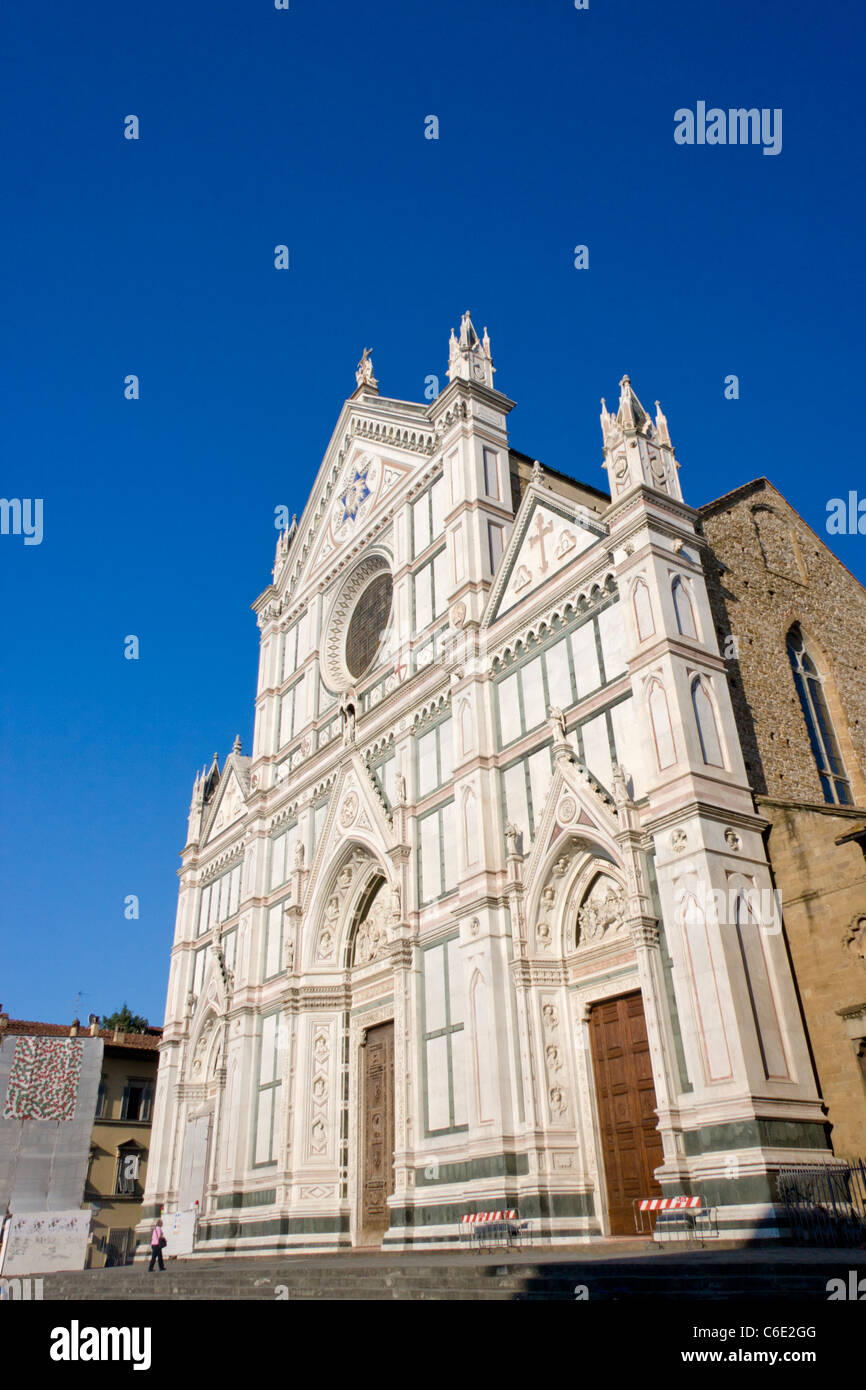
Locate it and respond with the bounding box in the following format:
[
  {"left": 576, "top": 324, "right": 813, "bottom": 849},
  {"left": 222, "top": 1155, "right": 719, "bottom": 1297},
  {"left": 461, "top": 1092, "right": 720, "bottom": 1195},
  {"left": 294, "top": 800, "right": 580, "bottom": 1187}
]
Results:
[{"left": 148, "top": 1217, "right": 166, "bottom": 1271}]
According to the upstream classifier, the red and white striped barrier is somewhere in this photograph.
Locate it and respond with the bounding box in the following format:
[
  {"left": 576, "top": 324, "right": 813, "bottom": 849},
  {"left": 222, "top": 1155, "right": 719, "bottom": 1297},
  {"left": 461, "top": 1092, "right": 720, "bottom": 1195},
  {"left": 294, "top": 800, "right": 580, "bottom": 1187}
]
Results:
[
  {"left": 638, "top": 1196, "right": 702, "bottom": 1211},
  {"left": 460, "top": 1210, "right": 518, "bottom": 1224}
]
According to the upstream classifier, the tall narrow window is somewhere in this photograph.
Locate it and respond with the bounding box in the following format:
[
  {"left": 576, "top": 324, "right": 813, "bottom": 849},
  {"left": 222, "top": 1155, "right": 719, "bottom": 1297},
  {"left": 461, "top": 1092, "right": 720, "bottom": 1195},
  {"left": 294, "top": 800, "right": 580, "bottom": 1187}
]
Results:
[
  {"left": 120, "top": 1079, "right": 153, "bottom": 1123},
  {"left": 115, "top": 1146, "right": 142, "bottom": 1195},
  {"left": 488, "top": 521, "right": 505, "bottom": 573},
  {"left": 483, "top": 447, "right": 500, "bottom": 499},
  {"left": 786, "top": 626, "right": 852, "bottom": 805},
  {"left": 672, "top": 576, "right": 698, "bottom": 639},
  {"left": 633, "top": 578, "right": 655, "bottom": 641},
  {"left": 692, "top": 677, "right": 724, "bottom": 767},
  {"left": 734, "top": 890, "right": 789, "bottom": 1081},
  {"left": 648, "top": 679, "right": 676, "bottom": 769},
  {"left": 463, "top": 788, "right": 479, "bottom": 866}
]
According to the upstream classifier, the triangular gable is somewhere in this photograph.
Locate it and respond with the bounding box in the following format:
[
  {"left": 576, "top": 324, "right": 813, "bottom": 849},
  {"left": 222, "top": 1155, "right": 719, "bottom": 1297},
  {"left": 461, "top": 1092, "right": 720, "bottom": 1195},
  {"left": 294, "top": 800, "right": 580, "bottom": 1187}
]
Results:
[
  {"left": 189, "top": 952, "right": 230, "bottom": 1038},
  {"left": 486, "top": 486, "right": 606, "bottom": 624},
  {"left": 522, "top": 754, "right": 620, "bottom": 897},
  {"left": 268, "top": 396, "right": 436, "bottom": 608},
  {"left": 201, "top": 764, "right": 247, "bottom": 845},
  {"left": 302, "top": 752, "right": 396, "bottom": 915},
  {"left": 303, "top": 446, "right": 416, "bottom": 582}
]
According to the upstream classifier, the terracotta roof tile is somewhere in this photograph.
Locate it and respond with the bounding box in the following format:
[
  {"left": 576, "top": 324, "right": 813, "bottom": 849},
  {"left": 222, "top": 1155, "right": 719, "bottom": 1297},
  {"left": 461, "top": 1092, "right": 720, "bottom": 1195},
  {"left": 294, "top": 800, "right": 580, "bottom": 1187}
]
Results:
[{"left": 1, "top": 1019, "right": 162, "bottom": 1050}]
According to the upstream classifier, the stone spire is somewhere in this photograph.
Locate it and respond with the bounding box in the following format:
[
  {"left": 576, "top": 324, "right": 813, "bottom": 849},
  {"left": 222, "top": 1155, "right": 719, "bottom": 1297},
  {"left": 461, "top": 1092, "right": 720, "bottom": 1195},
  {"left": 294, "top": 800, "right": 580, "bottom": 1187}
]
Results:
[
  {"left": 600, "top": 374, "right": 682, "bottom": 503},
  {"left": 202, "top": 752, "right": 220, "bottom": 803},
  {"left": 447, "top": 311, "right": 495, "bottom": 387},
  {"left": 654, "top": 400, "right": 671, "bottom": 447},
  {"left": 232, "top": 734, "right": 242, "bottom": 755},
  {"left": 616, "top": 374, "right": 649, "bottom": 433},
  {"left": 187, "top": 765, "right": 206, "bottom": 841},
  {"left": 274, "top": 515, "right": 297, "bottom": 580}
]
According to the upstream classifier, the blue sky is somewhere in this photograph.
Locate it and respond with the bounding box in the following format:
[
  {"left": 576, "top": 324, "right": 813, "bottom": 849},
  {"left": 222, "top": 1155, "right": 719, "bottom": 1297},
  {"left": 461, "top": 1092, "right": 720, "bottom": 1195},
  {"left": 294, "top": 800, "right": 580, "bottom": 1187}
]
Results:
[{"left": 2, "top": 0, "right": 864, "bottom": 1024}]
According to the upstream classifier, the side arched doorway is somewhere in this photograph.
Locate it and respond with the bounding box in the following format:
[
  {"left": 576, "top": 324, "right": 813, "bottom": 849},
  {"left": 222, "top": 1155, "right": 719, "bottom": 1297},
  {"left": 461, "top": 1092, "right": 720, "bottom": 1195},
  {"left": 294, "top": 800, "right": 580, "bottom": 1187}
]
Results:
[
  {"left": 359, "top": 1018, "right": 395, "bottom": 1245},
  {"left": 344, "top": 872, "right": 397, "bottom": 1247},
  {"left": 534, "top": 850, "right": 666, "bottom": 1239}
]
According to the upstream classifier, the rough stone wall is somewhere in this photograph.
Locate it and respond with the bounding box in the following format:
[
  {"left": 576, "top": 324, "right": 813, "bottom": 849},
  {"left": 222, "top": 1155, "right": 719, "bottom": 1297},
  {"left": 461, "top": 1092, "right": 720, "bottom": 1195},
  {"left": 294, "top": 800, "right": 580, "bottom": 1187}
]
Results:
[
  {"left": 699, "top": 478, "right": 866, "bottom": 1154},
  {"left": 759, "top": 800, "right": 866, "bottom": 1156},
  {"left": 699, "top": 478, "right": 866, "bottom": 804}
]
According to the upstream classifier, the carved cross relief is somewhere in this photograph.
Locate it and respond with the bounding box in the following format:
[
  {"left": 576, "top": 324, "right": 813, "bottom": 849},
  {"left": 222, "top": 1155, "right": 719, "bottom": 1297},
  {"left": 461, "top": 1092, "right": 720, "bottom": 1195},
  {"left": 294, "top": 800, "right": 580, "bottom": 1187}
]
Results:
[{"left": 529, "top": 510, "right": 554, "bottom": 574}]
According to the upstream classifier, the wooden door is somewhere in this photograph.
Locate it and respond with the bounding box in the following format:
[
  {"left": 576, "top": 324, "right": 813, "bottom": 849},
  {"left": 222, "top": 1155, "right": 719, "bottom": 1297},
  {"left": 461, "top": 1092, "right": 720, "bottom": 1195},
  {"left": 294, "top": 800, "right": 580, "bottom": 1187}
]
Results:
[
  {"left": 360, "top": 1022, "right": 395, "bottom": 1245},
  {"left": 590, "top": 992, "right": 663, "bottom": 1235}
]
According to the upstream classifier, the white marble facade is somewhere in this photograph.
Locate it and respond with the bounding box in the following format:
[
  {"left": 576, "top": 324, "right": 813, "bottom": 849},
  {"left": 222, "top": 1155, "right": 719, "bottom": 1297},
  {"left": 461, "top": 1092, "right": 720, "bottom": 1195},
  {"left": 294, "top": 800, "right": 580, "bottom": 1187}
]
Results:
[{"left": 141, "top": 317, "right": 829, "bottom": 1252}]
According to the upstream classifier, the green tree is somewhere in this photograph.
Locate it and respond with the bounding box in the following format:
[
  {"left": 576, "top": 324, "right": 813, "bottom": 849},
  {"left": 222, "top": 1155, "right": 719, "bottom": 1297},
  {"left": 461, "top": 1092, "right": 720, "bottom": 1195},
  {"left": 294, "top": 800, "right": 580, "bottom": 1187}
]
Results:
[{"left": 100, "top": 1003, "right": 149, "bottom": 1033}]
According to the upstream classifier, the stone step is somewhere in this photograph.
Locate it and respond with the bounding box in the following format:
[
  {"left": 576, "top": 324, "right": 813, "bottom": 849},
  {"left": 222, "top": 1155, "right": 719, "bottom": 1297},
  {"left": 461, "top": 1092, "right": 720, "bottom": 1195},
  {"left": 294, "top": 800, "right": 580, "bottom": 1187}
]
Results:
[{"left": 41, "top": 1253, "right": 863, "bottom": 1301}]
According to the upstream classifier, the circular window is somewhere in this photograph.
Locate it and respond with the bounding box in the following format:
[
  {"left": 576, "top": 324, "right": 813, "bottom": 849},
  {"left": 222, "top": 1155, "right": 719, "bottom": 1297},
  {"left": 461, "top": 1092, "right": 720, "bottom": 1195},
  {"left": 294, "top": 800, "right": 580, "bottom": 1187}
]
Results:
[{"left": 345, "top": 572, "right": 393, "bottom": 680}]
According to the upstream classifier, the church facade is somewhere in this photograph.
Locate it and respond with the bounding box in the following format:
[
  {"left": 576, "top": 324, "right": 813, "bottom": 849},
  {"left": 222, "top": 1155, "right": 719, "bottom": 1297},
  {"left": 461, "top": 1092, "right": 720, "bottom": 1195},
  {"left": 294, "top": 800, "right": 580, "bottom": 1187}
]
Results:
[{"left": 141, "top": 315, "right": 842, "bottom": 1253}]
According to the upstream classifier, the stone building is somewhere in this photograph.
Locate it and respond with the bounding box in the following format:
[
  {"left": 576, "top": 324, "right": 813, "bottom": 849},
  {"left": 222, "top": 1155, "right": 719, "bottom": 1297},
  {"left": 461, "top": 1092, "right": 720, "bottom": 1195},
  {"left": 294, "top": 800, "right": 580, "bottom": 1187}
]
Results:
[
  {"left": 85, "top": 1024, "right": 161, "bottom": 1264},
  {"left": 141, "top": 315, "right": 852, "bottom": 1253},
  {"left": 700, "top": 480, "right": 866, "bottom": 1156}
]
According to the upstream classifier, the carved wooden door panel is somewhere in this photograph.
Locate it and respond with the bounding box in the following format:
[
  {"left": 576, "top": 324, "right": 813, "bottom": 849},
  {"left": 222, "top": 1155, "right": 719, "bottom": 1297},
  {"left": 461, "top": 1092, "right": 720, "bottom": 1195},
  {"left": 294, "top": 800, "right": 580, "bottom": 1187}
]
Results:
[
  {"left": 590, "top": 992, "right": 663, "bottom": 1235},
  {"left": 360, "top": 1021, "right": 395, "bottom": 1244}
]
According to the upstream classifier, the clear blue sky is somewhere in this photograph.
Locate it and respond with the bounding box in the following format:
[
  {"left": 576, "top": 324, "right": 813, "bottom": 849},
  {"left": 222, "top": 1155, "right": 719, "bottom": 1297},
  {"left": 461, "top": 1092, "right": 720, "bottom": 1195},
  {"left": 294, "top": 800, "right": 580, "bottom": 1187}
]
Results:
[{"left": 2, "top": 0, "right": 864, "bottom": 1025}]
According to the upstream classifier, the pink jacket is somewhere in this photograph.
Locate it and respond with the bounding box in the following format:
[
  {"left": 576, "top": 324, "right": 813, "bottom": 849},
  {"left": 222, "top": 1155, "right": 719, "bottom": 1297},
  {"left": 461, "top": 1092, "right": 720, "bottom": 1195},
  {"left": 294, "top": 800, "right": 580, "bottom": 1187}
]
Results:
[{"left": 151, "top": 1226, "right": 163, "bottom": 1246}]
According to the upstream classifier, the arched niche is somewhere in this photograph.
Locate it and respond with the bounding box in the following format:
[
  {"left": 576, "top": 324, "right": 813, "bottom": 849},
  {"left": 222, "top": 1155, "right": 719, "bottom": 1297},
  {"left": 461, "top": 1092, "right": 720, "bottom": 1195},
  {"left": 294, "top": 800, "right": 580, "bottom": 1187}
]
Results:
[
  {"left": 529, "top": 836, "right": 623, "bottom": 957},
  {"left": 345, "top": 874, "right": 391, "bottom": 968},
  {"left": 189, "top": 1012, "right": 222, "bottom": 1083}
]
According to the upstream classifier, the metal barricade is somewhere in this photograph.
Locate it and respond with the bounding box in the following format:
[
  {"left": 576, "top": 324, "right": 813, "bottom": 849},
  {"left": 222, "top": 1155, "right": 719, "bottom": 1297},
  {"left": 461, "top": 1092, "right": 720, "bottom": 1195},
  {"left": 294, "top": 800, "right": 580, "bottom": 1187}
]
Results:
[
  {"left": 633, "top": 1196, "right": 718, "bottom": 1246},
  {"left": 777, "top": 1158, "right": 866, "bottom": 1246},
  {"left": 459, "top": 1210, "right": 525, "bottom": 1251}
]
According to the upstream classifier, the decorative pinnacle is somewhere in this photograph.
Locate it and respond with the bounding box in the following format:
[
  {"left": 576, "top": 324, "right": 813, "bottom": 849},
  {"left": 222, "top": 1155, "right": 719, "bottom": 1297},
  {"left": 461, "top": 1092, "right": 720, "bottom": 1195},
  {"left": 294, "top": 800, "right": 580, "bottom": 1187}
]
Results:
[{"left": 232, "top": 734, "right": 242, "bottom": 754}]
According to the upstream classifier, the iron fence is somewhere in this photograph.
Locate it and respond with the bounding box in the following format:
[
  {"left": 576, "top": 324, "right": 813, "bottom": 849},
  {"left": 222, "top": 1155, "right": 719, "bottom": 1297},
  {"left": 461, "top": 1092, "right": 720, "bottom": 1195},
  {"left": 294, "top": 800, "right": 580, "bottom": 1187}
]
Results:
[{"left": 777, "top": 1158, "right": 866, "bottom": 1246}]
